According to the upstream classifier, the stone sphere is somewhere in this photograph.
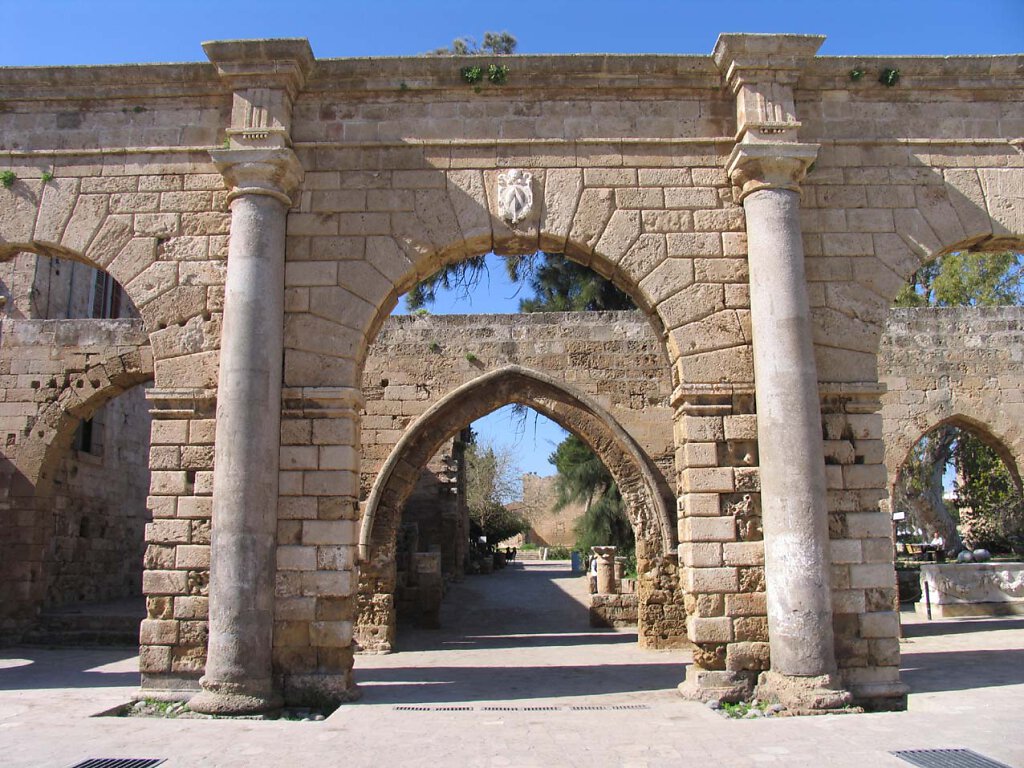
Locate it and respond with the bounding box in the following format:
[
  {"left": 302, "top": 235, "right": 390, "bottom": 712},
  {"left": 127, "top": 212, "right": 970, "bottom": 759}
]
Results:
[
  {"left": 972, "top": 548, "right": 991, "bottom": 562},
  {"left": 957, "top": 550, "right": 975, "bottom": 563}
]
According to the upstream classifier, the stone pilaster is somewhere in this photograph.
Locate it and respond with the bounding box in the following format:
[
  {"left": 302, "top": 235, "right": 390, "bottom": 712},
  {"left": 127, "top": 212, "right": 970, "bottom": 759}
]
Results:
[
  {"left": 676, "top": 386, "right": 763, "bottom": 704},
  {"left": 140, "top": 388, "right": 217, "bottom": 699},
  {"left": 189, "top": 39, "right": 310, "bottom": 715},
  {"left": 714, "top": 34, "right": 852, "bottom": 711},
  {"left": 277, "top": 386, "right": 364, "bottom": 707}
]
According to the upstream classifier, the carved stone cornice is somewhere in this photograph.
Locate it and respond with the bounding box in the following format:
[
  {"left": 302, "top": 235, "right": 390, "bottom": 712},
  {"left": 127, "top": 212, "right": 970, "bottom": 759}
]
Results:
[
  {"left": 712, "top": 34, "right": 824, "bottom": 93},
  {"left": 204, "top": 38, "right": 315, "bottom": 149},
  {"left": 209, "top": 147, "right": 304, "bottom": 206},
  {"left": 281, "top": 386, "right": 365, "bottom": 419},
  {"left": 202, "top": 38, "right": 314, "bottom": 97},
  {"left": 712, "top": 34, "right": 823, "bottom": 144},
  {"left": 146, "top": 387, "right": 217, "bottom": 418},
  {"left": 725, "top": 142, "right": 819, "bottom": 202}
]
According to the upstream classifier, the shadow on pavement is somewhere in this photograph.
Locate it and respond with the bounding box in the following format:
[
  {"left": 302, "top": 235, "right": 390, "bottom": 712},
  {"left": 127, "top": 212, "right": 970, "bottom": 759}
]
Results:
[
  {"left": 433, "top": 631, "right": 638, "bottom": 650},
  {"left": 355, "top": 661, "right": 683, "bottom": 704},
  {"left": 0, "top": 647, "right": 139, "bottom": 690},
  {"left": 901, "top": 648, "right": 1024, "bottom": 693},
  {"left": 355, "top": 561, "right": 688, "bottom": 705},
  {"left": 901, "top": 616, "right": 1024, "bottom": 639}
]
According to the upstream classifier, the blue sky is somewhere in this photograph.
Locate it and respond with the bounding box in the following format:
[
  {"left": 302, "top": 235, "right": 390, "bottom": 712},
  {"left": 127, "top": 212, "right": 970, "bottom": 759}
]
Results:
[
  {"left": 2, "top": 0, "right": 1021, "bottom": 66},
  {"left": 6, "top": 0, "right": 1018, "bottom": 482}
]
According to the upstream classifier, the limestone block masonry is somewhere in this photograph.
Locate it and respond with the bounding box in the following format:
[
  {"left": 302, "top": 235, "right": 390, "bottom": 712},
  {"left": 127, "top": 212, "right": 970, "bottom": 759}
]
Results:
[{"left": 0, "top": 33, "right": 1021, "bottom": 713}]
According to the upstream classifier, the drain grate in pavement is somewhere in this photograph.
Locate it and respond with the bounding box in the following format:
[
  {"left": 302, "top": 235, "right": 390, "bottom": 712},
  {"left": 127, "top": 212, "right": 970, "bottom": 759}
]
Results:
[
  {"left": 393, "top": 704, "right": 651, "bottom": 713},
  {"left": 70, "top": 760, "right": 166, "bottom": 768},
  {"left": 480, "top": 705, "right": 561, "bottom": 712},
  {"left": 892, "top": 749, "right": 1013, "bottom": 768}
]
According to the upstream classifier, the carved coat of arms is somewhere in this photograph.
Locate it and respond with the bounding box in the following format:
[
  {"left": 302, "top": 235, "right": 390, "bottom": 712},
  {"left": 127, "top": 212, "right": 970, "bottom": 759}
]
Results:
[{"left": 497, "top": 169, "right": 533, "bottom": 225}]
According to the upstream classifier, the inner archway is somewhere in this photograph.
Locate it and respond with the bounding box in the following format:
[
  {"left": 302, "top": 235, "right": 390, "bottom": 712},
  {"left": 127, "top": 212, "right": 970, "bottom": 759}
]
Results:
[{"left": 356, "top": 366, "right": 680, "bottom": 655}]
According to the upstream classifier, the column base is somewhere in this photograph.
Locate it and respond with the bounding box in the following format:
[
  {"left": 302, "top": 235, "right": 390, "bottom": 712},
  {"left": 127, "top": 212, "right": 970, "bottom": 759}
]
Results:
[
  {"left": 849, "top": 680, "right": 909, "bottom": 712},
  {"left": 283, "top": 673, "right": 362, "bottom": 709},
  {"left": 677, "top": 665, "right": 755, "bottom": 704},
  {"left": 755, "top": 670, "right": 853, "bottom": 712},
  {"left": 188, "top": 677, "right": 282, "bottom": 715}
]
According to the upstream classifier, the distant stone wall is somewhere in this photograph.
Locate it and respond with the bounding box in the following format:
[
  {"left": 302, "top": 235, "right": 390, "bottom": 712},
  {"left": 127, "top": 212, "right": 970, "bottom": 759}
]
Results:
[
  {"left": 878, "top": 307, "right": 1024, "bottom": 486},
  {"left": 518, "top": 473, "right": 585, "bottom": 549},
  {"left": 358, "top": 310, "right": 683, "bottom": 651}
]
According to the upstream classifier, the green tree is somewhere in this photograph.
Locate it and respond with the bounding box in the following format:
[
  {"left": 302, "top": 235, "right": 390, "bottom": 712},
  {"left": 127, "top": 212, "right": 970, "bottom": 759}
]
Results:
[
  {"left": 549, "top": 435, "right": 634, "bottom": 555},
  {"left": 406, "top": 252, "right": 634, "bottom": 313},
  {"left": 429, "top": 31, "right": 517, "bottom": 56},
  {"left": 894, "top": 425, "right": 961, "bottom": 551},
  {"left": 894, "top": 250, "right": 1021, "bottom": 308},
  {"left": 894, "top": 249, "right": 1024, "bottom": 553},
  {"left": 955, "top": 433, "right": 1024, "bottom": 552},
  {"left": 464, "top": 437, "right": 528, "bottom": 544},
  {"left": 515, "top": 254, "right": 633, "bottom": 312}
]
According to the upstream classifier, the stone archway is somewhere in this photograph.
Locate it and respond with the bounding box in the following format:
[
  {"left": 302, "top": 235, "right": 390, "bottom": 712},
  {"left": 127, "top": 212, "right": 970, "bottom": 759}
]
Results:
[
  {"left": 0, "top": 320, "right": 153, "bottom": 637},
  {"left": 355, "top": 365, "right": 682, "bottom": 654},
  {"left": 1, "top": 33, "right": 1021, "bottom": 713}
]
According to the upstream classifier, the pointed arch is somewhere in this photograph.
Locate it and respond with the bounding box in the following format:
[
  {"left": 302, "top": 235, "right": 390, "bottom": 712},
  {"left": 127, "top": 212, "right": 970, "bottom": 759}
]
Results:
[{"left": 359, "top": 364, "right": 675, "bottom": 561}]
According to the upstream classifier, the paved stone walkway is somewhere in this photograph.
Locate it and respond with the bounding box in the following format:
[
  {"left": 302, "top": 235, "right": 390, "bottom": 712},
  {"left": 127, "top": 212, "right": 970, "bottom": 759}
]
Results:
[{"left": 2, "top": 561, "right": 1023, "bottom": 767}]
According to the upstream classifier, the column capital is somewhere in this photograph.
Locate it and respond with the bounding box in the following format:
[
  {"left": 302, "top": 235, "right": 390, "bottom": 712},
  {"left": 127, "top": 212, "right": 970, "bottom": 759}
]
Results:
[
  {"left": 209, "top": 147, "right": 304, "bottom": 206},
  {"left": 726, "top": 142, "right": 819, "bottom": 202}
]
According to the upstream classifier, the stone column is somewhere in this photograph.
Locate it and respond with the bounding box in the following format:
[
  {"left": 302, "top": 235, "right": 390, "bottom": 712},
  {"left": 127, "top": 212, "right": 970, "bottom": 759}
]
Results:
[
  {"left": 729, "top": 144, "right": 850, "bottom": 709},
  {"left": 592, "top": 546, "right": 617, "bottom": 595},
  {"left": 713, "top": 34, "right": 851, "bottom": 710},
  {"left": 613, "top": 557, "right": 627, "bottom": 587},
  {"left": 188, "top": 149, "right": 303, "bottom": 715}
]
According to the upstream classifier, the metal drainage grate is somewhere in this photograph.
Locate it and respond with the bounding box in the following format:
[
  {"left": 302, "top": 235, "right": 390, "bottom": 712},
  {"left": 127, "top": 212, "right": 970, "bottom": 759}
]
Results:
[
  {"left": 70, "top": 761, "right": 166, "bottom": 768},
  {"left": 393, "top": 704, "right": 653, "bottom": 713},
  {"left": 480, "top": 705, "right": 561, "bottom": 712},
  {"left": 891, "top": 749, "right": 1013, "bottom": 768}
]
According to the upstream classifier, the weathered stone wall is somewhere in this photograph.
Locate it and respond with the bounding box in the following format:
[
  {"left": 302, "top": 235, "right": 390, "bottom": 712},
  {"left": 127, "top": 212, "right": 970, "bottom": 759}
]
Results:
[
  {"left": 879, "top": 307, "right": 1024, "bottom": 484},
  {"left": 590, "top": 593, "right": 639, "bottom": 629}
]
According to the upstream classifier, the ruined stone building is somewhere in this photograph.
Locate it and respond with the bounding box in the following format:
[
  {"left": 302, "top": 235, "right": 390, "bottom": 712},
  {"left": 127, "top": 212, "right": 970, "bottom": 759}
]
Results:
[{"left": 0, "top": 34, "right": 1021, "bottom": 715}]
